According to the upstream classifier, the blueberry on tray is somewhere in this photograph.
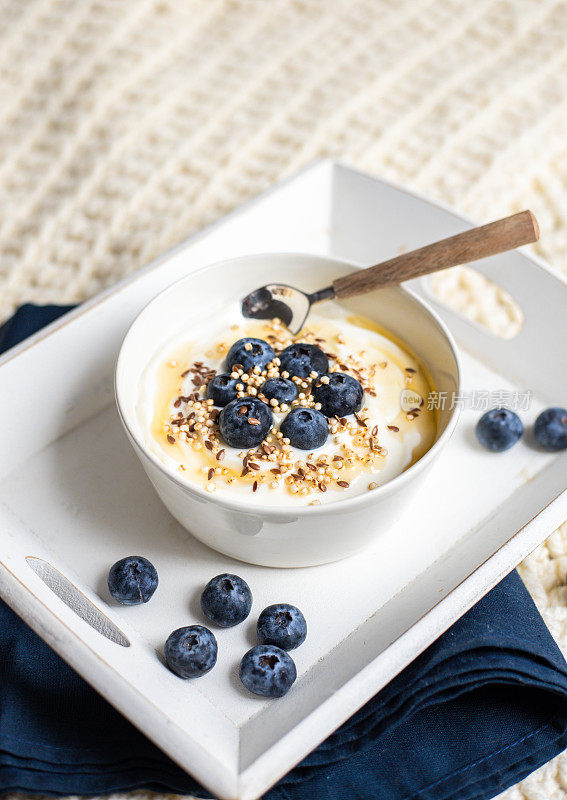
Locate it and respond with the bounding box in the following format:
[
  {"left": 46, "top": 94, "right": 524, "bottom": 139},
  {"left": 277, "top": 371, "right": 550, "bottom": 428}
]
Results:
[
  {"left": 475, "top": 408, "right": 523, "bottom": 452},
  {"left": 164, "top": 625, "right": 217, "bottom": 678},
  {"left": 201, "top": 573, "right": 253, "bottom": 627},
  {"left": 239, "top": 645, "right": 297, "bottom": 698},
  {"left": 534, "top": 407, "right": 567, "bottom": 451},
  {"left": 107, "top": 556, "right": 158, "bottom": 605},
  {"left": 257, "top": 603, "right": 307, "bottom": 650}
]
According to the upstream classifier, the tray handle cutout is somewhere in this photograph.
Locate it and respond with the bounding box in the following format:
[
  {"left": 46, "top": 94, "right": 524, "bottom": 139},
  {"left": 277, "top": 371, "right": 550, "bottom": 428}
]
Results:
[
  {"left": 26, "top": 557, "right": 130, "bottom": 647},
  {"left": 425, "top": 267, "right": 524, "bottom": 339}
]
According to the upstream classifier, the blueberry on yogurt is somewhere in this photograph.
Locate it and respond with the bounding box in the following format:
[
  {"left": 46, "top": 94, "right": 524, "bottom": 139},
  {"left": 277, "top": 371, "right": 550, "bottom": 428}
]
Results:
[
  {"left": 201, "top": 573, "right": 253, "bottom": 627},
  {"left": 260, "top": 378, "right": 298, "bottom": 406},
  {"left": 226, "top": 337, "right": 275, "bottom": 373},
  {"left": 475, "top": 408, "right": 523, "bottom": 452},
  {"left": 257, "top": 604, "right": 307, "bottom": 651},
  {"left": 313, "top": 372, "right": 363, "bottom": 417},
  {"left": 219, "top": 397, "right": 273, "bottom": 448},
  {"left": 206, "top": 373, "right": 239, "bottom": 406},
  {"left": 279, "top": 343, "right": 329, "bottom": 378},
  {"left": 107, "top": 556, "right": 158, "bottom": 605},
  {"left": 164, "top": 625, "right": 217, "bottom": 678},
  {"left": 239, "top": 645, "right": 297, "bottom": 698},
  {"left": 280, "top": 407, "right": 329, "bottom": 450},
  {"left": 534, "top": 407, "right": 567, "bottom": 451}
]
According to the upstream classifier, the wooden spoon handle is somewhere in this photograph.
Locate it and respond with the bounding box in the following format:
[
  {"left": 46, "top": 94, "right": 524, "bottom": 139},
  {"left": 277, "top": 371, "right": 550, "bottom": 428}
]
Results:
[{"left": 332, "top": 210, "right": 539, "bottom": 299}]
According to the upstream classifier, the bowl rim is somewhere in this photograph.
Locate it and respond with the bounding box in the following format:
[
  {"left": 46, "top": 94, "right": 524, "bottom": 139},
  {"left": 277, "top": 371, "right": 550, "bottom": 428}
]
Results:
[{"left": 115, "top": 252, "right": 462, "bottom": 517}]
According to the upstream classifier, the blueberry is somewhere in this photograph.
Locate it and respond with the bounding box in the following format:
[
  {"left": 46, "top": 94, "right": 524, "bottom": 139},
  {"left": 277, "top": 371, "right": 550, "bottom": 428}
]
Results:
[
  {"left": 206, "top": 373, "right": 239, "bottom": 406},
  {"left": 201, "top": 573, "right": 252, "bottom": 627},
  {"left": 313, "top": 372, "right": 363, "bottom": 417},
  {"left": 164, "top": 625, "right": 217, "bottom": 678},
  {"left": 534, "top": 407, "right": 567, "bottom": 451},
  {"left": 257, "top": 604, "right": 307, "bottom": 651},
  {"left": 279, "top": 343, "right": 329, "bottom": 378},
  {"left": 219, "top": 397, "right": 273, "bottom": 448},
  {"left": 226, "top": 337, "right": 275, "bottom": 373},
  {"left": 260, "top": 378, "right": 298, "bottom": 405},
  {"left": 280, "top": 407, "right": 328, "bottom": 450},
  {"left": 476, "top": 408, "right": 524, "bottom": 452},
  {"left": 107, "top": 556, "right": 158, "bottom": 605},
  {"left": 239, "top": 645, "right": 297, "bottom": 698}
]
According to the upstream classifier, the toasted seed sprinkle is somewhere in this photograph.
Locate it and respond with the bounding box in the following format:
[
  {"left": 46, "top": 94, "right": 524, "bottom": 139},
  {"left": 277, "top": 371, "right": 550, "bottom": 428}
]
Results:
[
  {"left": 319, "top": 482, "right": 327, "bottom": 492},
  {"left": 405, "top": 367, "right": 416, "bottom": 373},
  {"left": 166, "top": 434, "right": 176, "bottom": 444},
  {"left": 248, "top": 462, "right": 260, "bottom": 470},
  {"left": 239, "top": 405, "right": 248, "bottom": 415},
  {"left": 388, "top": 425, "right": 400, "bottom": 432},
  {"left": 307, "top": 463, "right": 317, "bottom": 471},
  {"left": 216, "top": 449, "right": 225, "bottom": 461},
  {"left": 271, "top": 468, "right": 282, "bottom": 474},
  {"left": 204, "top": 440, "right": 214, "bottom": 451},
  {"left": 207, "top": 467, "right": 215, "bottom": 480},
  {"left": 252, "top": 480, "right": 258, "bottom": 492},
  {"left": 248, "top": 417, "right": 261, "bottom": 425},
  {"left": 193, "top": 375, "right": 203, "bottom": 386},
  {"left": 371, "top": 425, "right": 379, "bottom": 436},
  {"left": 241, "top": 467, "right": 250, "bottom": 477},
  {"left": 180, "top": 369, "right": 190, "bottom": 378},
  {"left": 354, "top": 413, "right": 367, "bottom": 427},
  {"left": 337, "top": 480, "right": 350, "bottom": 488}
]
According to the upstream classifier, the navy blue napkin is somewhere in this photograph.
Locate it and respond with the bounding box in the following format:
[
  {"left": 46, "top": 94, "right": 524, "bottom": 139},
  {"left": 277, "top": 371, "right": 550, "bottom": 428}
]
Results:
[{"left": 1, "top": 304, "right": 567, "bottom": 800}]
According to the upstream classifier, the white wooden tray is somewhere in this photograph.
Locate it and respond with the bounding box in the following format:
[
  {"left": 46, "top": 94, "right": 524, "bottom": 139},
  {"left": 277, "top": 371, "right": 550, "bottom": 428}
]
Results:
[{"left": 1, "top": 161, "right": 566, "bottom": 800}]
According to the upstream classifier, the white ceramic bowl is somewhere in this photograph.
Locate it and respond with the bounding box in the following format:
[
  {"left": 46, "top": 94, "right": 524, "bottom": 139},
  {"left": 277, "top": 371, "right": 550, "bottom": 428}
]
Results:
[{"left": 116, "top": 253, "right": 461, "bottom": 567}]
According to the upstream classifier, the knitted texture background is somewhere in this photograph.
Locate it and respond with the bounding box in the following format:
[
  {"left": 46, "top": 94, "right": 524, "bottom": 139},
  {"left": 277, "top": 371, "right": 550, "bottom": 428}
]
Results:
[{"left": 1, "top": 1, "right": 567, "bottom": 798}]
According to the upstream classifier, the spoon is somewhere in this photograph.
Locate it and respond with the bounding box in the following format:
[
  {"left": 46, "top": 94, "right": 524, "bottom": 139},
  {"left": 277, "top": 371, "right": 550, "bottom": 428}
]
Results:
[{"left": 241, "top": 210, "right": 539, "bottom": 333}]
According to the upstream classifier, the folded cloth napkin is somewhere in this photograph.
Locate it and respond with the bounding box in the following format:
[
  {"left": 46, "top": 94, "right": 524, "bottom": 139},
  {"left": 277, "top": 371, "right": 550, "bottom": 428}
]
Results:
[{"left": 1, "top": 304, "right": 567, "bottom": 800}]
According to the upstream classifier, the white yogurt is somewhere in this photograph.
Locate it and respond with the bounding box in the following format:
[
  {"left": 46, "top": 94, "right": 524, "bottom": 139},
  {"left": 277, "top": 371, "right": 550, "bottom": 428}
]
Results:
[{"left": 137, "top": 302, "right": 437, "bottom": 506}]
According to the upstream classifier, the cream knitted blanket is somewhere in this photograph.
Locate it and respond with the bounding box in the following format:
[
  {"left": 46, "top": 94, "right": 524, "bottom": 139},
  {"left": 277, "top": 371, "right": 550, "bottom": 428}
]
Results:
[{"left": 1, "top": 1, "right": 567, "bottom": 798}]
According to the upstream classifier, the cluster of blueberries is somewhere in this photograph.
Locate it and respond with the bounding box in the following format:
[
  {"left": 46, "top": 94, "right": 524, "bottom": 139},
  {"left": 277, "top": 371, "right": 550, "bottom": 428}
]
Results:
[
  {"left": 207, "top": 337, "right": 363, "bottom": 451},
  {"left": 107, "top": 557, "right": 306, "bottom": 698},
  {"left": 476, "top": 407, "right": 567, "bottom": 452}
]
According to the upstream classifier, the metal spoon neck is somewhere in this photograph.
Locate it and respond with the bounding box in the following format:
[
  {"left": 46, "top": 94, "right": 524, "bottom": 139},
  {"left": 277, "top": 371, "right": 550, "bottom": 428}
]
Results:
[{"left": 308, "top": 285, "right": 335, "bottom": 305}]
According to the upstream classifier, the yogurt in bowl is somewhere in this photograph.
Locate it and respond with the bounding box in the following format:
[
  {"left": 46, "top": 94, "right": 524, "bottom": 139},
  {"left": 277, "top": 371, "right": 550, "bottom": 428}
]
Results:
[
  {"left": 116, "top": 253, "right": 460, "bottom": 567},
  {"left": 139, "top": 303, "right": 437, "bottom": 507}
]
